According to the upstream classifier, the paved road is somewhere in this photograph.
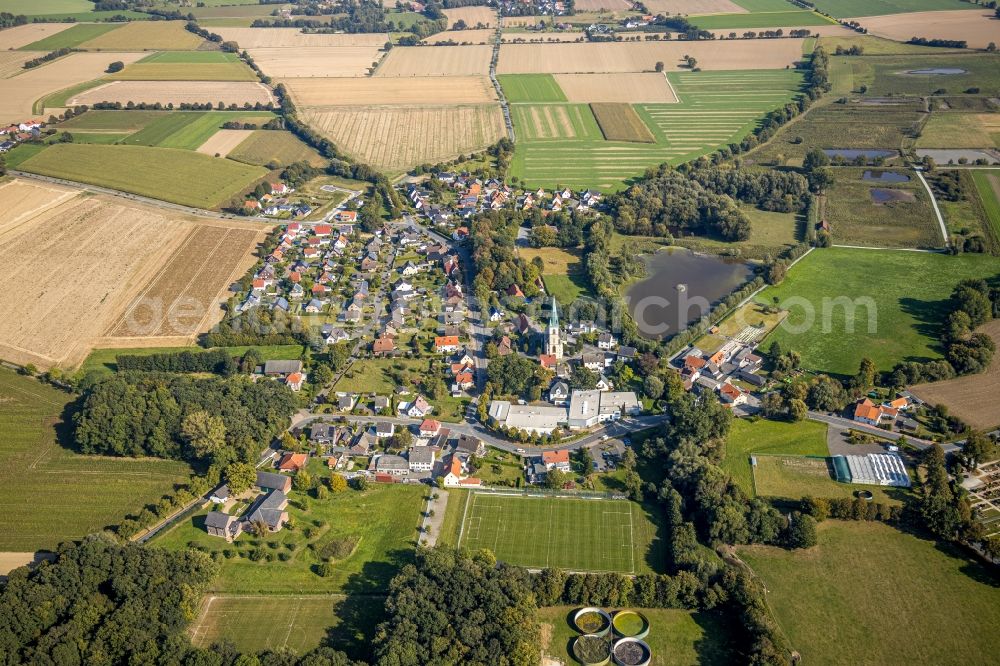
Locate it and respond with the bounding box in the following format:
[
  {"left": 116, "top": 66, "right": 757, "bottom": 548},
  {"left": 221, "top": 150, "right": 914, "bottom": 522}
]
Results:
[{"left": 807, "top": 411, "right": 959, "bottom": 453}]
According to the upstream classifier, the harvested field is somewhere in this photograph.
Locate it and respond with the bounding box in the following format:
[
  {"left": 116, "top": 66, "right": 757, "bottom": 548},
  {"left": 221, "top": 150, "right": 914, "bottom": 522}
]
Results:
[
  {"left": 104, "top": 222, "right": 265, "bottom": 341},
  {"left": 0, "top": 51, "right": 143, "bottom": 125},
  {"left": 642, "top": 0, "right": 745, "bottom": 13},
  {"left": 376, "top": 45, "right": 493, "bottom": 77},
  {"left": 423, "top": 29, "right": 494, "bottom": 45},
  {"left": 0, "top": 179, "right": 80, "bottom": 240},
  {"left": 443, "top": 6, "right": 496, "bottom": 27},
  {"left": 214, "top": 27, "right": 389, "bottom": 48},
  {"left": 500, "top": 31, "right": 589, "bottom": 43},
  {"left": 109, "top": 54, "right": 257, "bottom": 81},
  {"left": 497, "top": 39, "right": 806, "bottom": 74},
  {"left": 573, "top": 0, "right": 632, "bottom": 9},
  {"left": 502, "top": 16, "right": 548, "bottom": 27},
  {"left": 591, "top": 103, "right": 656, "bottom": 142},
  {"left": 249, "top": 46, "right": 383, "bottom": 78},
  {"left": 78, "top": 20, "right": 206, "bottom": 50},
  {"left": 918, "top": 113, "right": 1000, "bottom": 149},
  {"left": 911, "top": 320, "right": 1000, "bottom": 430},
  {"left": 555, "top": 72, "right": 678, "bottom": 103},
  {"left": 0, "top": 51, "right": 43, "bottom": 79},
  {"left": 0, "top": 182, "right": 254, "bottom": 368},
  {"left": 67, "top": 80, "right": 276, "bottom": 106},
  {"left": 283, "top": 75, "right": 497, "bottom": 106},
  {"left": 303, "top": 104, "right": 505, "bottom": 172},
  {"left": 0, "top": 22, "right": 72, "bottom": 49},
  {"left": 853, "top": 10, "right": 999, "bottom": 51},
  {"left": 196, "top": 129, "right": 255, "bottom": 156},
  {"left": 227, "top": 130, "right": 326, "bottom": 167}
]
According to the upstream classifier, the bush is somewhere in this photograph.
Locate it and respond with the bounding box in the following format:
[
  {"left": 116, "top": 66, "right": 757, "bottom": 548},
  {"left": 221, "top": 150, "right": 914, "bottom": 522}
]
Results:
[{"left": 106, "top": 60, "right": 125, "bottom": 73}]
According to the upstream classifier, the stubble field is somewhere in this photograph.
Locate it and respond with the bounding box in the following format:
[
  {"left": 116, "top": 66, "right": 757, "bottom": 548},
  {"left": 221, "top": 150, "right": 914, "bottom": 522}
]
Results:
[
  {"left": 0, "top": 51, "right": 43, "bottom": 79},
  {"left": 195, "top": 128, "right": 255, "bottom": 156},
  {"left": 226, "top": 130, "right": 326, "bottom": 167},
  {"left": 376, "top": 45, "right": 492, "bottom": 76},
  {"left": 77, "top": 20, "right": 206, "bottom": 50},
  {"left": 443, "top": 5, "right": 496, "bottom": 27},
  {"left": 555, "top": 72, "right": 678, "bottom": 102},
  {"left": 66, "top": 80, "right": 276, "bottom": 106},
  {"left": 282, "top": 75, "right": 497, "bottom": 106},
  {"left": 249, "top": 46, "right": 383, "bottom": 78},
  {"left": 303, "top": 104, "right": 505, "bottom": 172},
  {"left": 214, "top": 27, "right": 388, "bottom": 48},
  {"left": 0, "top": 22, "right": 72, "bottom": 49},
  {"left": 422, "top": 29, "right": 494, "bottom": 45},
  {"left": 855, "top": 9, "right": 1000, "bottom": 50},
  {"left": 642, "top": 0, "right": 745, "bottom": 12}
]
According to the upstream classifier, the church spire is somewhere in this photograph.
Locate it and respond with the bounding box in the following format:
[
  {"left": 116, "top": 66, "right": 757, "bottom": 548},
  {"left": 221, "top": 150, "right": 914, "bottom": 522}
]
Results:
[{"left": 549, "top": 296, "right": 559, "bottom": 330}]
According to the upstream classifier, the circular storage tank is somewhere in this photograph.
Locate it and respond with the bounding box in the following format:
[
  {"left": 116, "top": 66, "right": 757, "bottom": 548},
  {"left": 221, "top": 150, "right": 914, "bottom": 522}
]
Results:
[
  {"left": 572, "top": 634, "right": 612, "bottom": 666},
  {"left": 612, "top": 637, "right": 651, "bottom": 666},
  {"left": 857, "top": 490, "right": 874, "bottom": 501},
  {"left": 573, "top": 607, "right": 612, "bottom": 637},
  {"left": 612, "top": 610, "right": 649, "bottom": 640}
]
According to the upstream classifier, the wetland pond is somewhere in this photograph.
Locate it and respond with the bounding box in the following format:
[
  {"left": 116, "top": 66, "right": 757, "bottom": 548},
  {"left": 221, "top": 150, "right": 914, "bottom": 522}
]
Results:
[{"left": 625, "top": 247, "right": 753, "bottom": 339}]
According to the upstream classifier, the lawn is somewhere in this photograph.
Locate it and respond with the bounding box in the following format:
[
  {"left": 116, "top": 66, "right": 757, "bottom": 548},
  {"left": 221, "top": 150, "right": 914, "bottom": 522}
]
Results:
[
  {"left": 722, "top": 418, "right": 829, "bottom": 496},
  {"left": 78, "top": 344, "right": 305, "bottom": 376},
  {"left": 190, "top": 593, "right": 384, "bottom": 660},
  {"left": 0, "top": 369, "right": 193, "bottom": 551},
  {"left": 755, "top": 247, "right": 1000, "bottom": 376},
  {"left": 511, "top": 69, "right": 804, "bottom": 190},
  {"left": 518, "top": 246, "right": 592, "bottom": 303},
  {"left": 19, "top": 23, "right": 122, "bottom": 50},
  {"left": 334, "top": 358, "right": 428, "bottom": 395},
  {"left": 122, "top": 111, "right": 275, "bottom": 150},
  {"left": 539, "top": 606, "right": 736, "bottom": 665},
  {"left": 751, "top": 455, "right": 902, "bottom": 504},
  {"left": 18, "top": 143, "right": 267, "bottom": 209},
  {"left": 455, "top": 493, "right": 665, "bottom": 574},
  {"left": 227, "top": 130, "right": 326, "bottom": 167},
  {"left": 740, "top": 520, "right": 1000, "bottom": 664},
  {"left": 154, "top": 483, "right": 426, "bottom": 594},
  {"left": 474, "top": 447, "right": 525, "bottom": 486},
  {"left": 809, "top": 0, "right": 969, "bottom": 18},
  {"left": 498, "top": 73, "right": 567, "bottom": 103}
]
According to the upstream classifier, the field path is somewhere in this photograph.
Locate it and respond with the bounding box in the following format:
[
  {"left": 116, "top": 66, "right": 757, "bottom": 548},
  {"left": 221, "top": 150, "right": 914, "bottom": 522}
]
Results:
[{"left": 913, "top": 168, "right": 949, "bottom": 246}]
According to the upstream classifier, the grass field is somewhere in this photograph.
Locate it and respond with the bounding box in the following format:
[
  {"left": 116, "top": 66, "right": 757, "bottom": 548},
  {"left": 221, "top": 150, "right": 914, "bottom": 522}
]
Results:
[
  {"left": 539, "top": 606, "right": 736, "bottom": 665},
  {"left": 690, "top": 9, "right": 832, "bottom": 29},
  {"left": 0, "top": 368, "right": 193, "bottom": 551},
  {"left": 58, "top": 110, "right": 169, "bottom": 132},
  {"left": 497, "top": 74, "right": 567, "bottom": 103},
  {"left": 154, "top": 483, "right": 425, "bottom": 594},
  {"left": 79, "top": 344, "right": 305, "bottom": 376},
  {"left": 722, "top": 418, "right": 829, "bottom": 496},
  {"left": 518, "top": 246, "right": 591, "bottom": 303},
  {"left": 817, "top": 33, "right": 966, "bottom": 55},
  {"left": 79, "top": 20, "right": 206, "bottom": 51},
  {"left": 0, "top": 0, "right": 90, "bottom": 15},
  {"left": 18, "top": 143, "right": 266, "bottom": 209},
  {"left": 809, "top": 0, "right": 969, "bottom": 18},
  {"left": 752, "top": 455, "right": 902, "bottom": 503},
  {"left": 227, "top": 130, "right": 326, "bottom": 167},
  {"left": 836, "top": 53, "right": 1000, "bottom": 98},
  {"left": 740, "top": 520, "right": 1000, "bottom": 664},
  {"left": 455, "top": 493, "right": 664, "bottom": 573},
  {"left": 19, "top": 23, "right": 121, "bottom": 50},
  {"left": 110, "top": 51, "right": 257, "bottom": 81},
  {"left": 917, "top": 113, "right": 1000, "bottom": 149},
  {"left": 755, "top": 247, "right": 1000, "bottom": 376},
  {"left": 511, "top": 69, "right": 803, "bottom": 190},
  {"left": 590, "top": 103, "right": 656, "bottom": 143},
  {"left": 971, "top": 170, "right": 1000, "bottom": 244},
  {"left": 122, "top": 111, "right": 274, "bottom": 151},
  {"left": 694, "top": 300, "right": 788, "bottom": 354},
  {"left": 190, "top": 594, "right": 384, "bottom": 659}
]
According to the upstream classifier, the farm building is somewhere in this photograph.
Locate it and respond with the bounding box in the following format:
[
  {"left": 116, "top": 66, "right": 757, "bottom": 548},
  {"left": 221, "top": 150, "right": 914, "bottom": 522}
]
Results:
[
  {"left": 204, "top": 512, "right": 242, "bottom": 541},
  {"left": 832, "top": 454, "right": 911, "bottom": 488}
]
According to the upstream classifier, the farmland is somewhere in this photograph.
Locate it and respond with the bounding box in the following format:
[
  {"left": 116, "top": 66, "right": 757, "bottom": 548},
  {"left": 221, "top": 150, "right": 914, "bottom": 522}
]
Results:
[
  {"left": 110, "top": 51, "right": 257, "bottom": 81},
  {"left": 18, "top": 23, "right": 118, "bottom": 50},
  {"left": 0, "top": 22, "right": 73, "bottom": 49},
  {"left": 443, "top": 5, "right": 495, "bottom": 27},
  {"left": 153, "top": 483, "right": 426, "bottom": 594},
  {"left": 226, "top": 130, "right": 326, "bottom": 167},
  {"left": 511, "top": 69, "right": 804, "bottom": 189},
  {"left": 740, "top": 521, "right": 1000, "bottom": 664},
  {"left": 837, "top": 53, "right": 1000, "bottom": 97},
  {"left": 195, "top": 129, "right": 254, "bottom": 156},
  {"left": 78, "top": 20, "right": 206, "bottom": 50},
  {"left": 972, "top": 170, "right": 1000, "bottom": 242},
  {"left": 249, "top": 46, "right": 384, "bottom": 78},
  {"left": 376, "top": 45, "right": 492, "bottom": 76},
  {"left": 214, "top": 27, "right": 389, "bottom": 48},
  {"left": 18, "top": 144, "right": 267, "bottom": 209},
  {"left": 911, "top": 319, "right": 1000, "bottom": 430},
  {"left": 497, "top": 74, "right": 567, "bottom": 103},
  {"left": 591, "top": 103, "right": 656, "bottom": 143},
  {"left": 0, "top": 51, "right": 144, "bottom": 125},
  {"left": 66, "top": 80, "right": 276, "bottom": 107},
  {"left": 0, "top": 51, "right": 42, "bottom": 79},
  {"left": 303, "top": 104, "right": 505, "bottom": 173},
  {"left": 283, "top": 76, "right": 497, "bottom": 106},
  {"left": 855, "top": 9, "right": 1000, "bottom": 50},
  {"left": 755, "top": 247, "right": 1000, "bottom": 376},
  {"left": 423, "top": 29, "right": 494, "bottom": 45},
  {"left": 917, "top": 113, "right": 1000, "bottom": 149},
  {"left": 556, "top": 72, "right": 678, "bottom": 103},
  {"left": 722, "top": 418, "right": 829, "bottom": 496},
  {"left": 119, "top": 111, "right": 274, "bottom": 150},
  {"left": 810, "top": 0, "right": 971, "bottom": 18},
  {"left": 453, "top": 493, "right": 664, "bottom": 573},
  {"left": 0, "top": 368, "right": 194, "bottom": 551}
]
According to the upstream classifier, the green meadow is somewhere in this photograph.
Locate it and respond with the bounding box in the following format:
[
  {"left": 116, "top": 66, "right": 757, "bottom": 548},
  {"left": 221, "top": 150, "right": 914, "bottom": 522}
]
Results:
[
  {"left": 498, "top": 74, "right": 567, "bottom": 103},
  {"left": 691, "top": 10, "right": 833, "bottom": 30},
  {"left": 809, "top": 0, "right": 969, "bottom": 18},
  {"left": 122, "top": 111, "right": 274, "bottom": 150}
]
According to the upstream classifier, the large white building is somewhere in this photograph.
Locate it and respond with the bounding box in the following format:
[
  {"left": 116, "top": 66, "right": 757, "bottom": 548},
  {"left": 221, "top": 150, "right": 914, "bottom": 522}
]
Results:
[
  {"left": 488, "top": 401, "right": 567, "bottom": 435},
  {"left": 489, "top": 390, "right": 640, "bottom": 433}
]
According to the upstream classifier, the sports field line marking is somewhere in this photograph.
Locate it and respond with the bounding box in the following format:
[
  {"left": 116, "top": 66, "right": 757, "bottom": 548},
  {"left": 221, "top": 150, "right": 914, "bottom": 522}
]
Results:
[
  {"left": 456, "top": 490, "right": 474, "bottom": 550},
  {"left": 280, "top": 597, "right": 302, "bottom": 649}
]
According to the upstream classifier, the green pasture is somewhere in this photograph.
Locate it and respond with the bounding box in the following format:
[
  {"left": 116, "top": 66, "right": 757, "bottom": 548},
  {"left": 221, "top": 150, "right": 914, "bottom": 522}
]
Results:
[
  {"left": 498, "top": 74, "right": 567, "bottom": 103},
  {"left": 122, "top": 111, "right": 274, "bottom": 150},
  {"left": 691, "top": 10, "right": 832, "bottom": 30},
  {"left": 722, "top": 418, "right": 829, "bottom": 496},
  {"left": 808, "top": 0, "right": 970, "bottom": 18},
  {"left": 971, "top": 170, "right": 1000, "bottom": 245},
  {"left": 59, "top": 109, "right": 167, "bottom": 132},
  {"left": 752, "top": 455, "right": 901, "bottom": 504},
  {"left": 836, "top": 53, "right": 1000, "bottom": 98}
]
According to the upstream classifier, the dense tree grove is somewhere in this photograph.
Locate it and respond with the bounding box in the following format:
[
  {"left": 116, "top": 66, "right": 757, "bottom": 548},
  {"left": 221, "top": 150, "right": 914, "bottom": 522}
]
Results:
[
  {"left": 373, "top": 548, "right": 539, "bottom": 666},
  {"left": 116, "top": 349, "right": 237, "bottom": 374},
  {"left": 470, "top": 210, "right": 543, "bottom": 305},
  {"left": 73, "top": 373, "right": 297, "bottom": 467}
]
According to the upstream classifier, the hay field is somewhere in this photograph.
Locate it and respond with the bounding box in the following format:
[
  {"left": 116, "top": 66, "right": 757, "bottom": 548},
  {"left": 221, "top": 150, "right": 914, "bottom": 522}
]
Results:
[
  {"left": 376, "top": 45, "right": 493, "bottom": 77},
  {"left": 196, "top": 129, "right": 255, "bottom": 156},
  {"left": 78, "top": 20, "right": 206, "bottom": 50},
  {"left": 496, "top": 39, "right": 806, "bottom": 74},
  {"left": 642, "top": 0, "right": 746, "bottom": 13},
  {"left": 591, "top": 103, "right": 656, "bottom": 142},
  {"left": 443, "top": 6, "right": 495, "bottom": 27},
  {"left": 67, "top": 80, "right": 276, "bottom": 106},
  {"left": 918, "top": 113, "right": 1000, "bottom": 149},
  {"left": 423, "top": 29, "right": 494, "bottom": 45},
  {"left": 0, "top": 51, "right": 44, "bottom": 79},
  {"left": 214, "top": 27, "right": 389, "bottom": 48},
  {"left": 249, "top": 46, "right": 382, "bottom": 78},
  {"left": 104, "top": 221, "right": 266, "bottom": 341},
  {"left": 554, "top": 73, "right": 678, "bottom": 102},
  {"left": 227, "top": 130, "right": 326, "bottom": 167},
  {"left": 0, "top": 51, "right": 144, "bottom": 125},
  {"left": 282, "top": 75, "right": 497, "bottom": 106},
  {"left": 0, "top": 22, "right": 72, "bottom": 49},
  {"left": 303, "top": 104, "right": 505, "bottom": 171},
  {"left": 853, "top": 10, "right": 998, "bottom": 50},
  {"left": 911, "top": 320, "right": 1000, "bottom": 430}
]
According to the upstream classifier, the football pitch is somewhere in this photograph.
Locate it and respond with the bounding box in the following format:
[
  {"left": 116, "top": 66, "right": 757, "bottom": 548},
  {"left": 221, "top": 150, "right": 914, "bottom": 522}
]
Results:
[{"left": 457, "top": 493, "right": 640, "bottom": 573}]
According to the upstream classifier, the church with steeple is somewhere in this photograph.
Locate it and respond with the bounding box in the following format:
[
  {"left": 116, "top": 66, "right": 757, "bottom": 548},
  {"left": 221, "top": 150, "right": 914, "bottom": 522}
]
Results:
[{"left": 545, "top": 296, "right": 562, "bottom": 359}]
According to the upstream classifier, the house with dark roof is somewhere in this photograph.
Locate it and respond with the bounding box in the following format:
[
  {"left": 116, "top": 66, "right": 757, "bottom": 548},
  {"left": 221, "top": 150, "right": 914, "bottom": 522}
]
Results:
[
  {"left": 205, "top": 511, "right": 242, "bottom": 541},
  {"left": 256, "top": 471, "right": 292, "bottom": 493},
  {"left": 246, "top": 490, "right": 289, "bottom": 532},
  {"left": 454, "top": 434, "right": 485, "bottom": 458}
]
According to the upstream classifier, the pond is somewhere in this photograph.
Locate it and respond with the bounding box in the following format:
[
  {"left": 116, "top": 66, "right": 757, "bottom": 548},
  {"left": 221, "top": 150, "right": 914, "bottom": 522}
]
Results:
[
  {"left": 906, "top": 68, "right": 967, "bottom": 75},
  {"left": 824, "top": 149, "right": 897, "bottom": 160},
  {"left": 625, "top": 247, "right": 753, "bottom": 339},
  {"left": 862, "top": 170, "right": 910, "bottom": 183},
  {"left": 871, "top": 188, "right": 916, "bottom": 204}
]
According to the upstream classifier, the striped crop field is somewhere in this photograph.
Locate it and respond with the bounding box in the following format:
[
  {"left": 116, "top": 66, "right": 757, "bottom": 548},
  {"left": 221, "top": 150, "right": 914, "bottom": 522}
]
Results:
[{"left": 510, "top": 69, "right": 803, "bottom": 190}]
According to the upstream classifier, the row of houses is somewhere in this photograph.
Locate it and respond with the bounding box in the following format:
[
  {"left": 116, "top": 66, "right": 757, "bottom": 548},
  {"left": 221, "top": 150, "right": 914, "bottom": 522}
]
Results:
[
  {"left": 0, "top": 119, "right": 43, "bottom": 152},
  {"left": 678, "top": 342, "right": 766, "bottom": 406}
]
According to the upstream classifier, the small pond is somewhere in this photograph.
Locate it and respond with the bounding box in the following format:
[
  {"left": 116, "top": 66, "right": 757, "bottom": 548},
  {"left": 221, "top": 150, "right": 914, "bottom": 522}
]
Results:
[
  {"left": 824, "top": 149, "right": 897, "bottom": 160},
  {"left": 625, "top": 247, "right": 753, "bottom": 339},
  {"left": 906, "top": 68, "right": 967, "bottom": 75},
  {"left": 871, "top": 188, "right": 916, "bottom": 204},
  {"left": 862, "top": 170, "right": 910, "bottom": 183}
]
